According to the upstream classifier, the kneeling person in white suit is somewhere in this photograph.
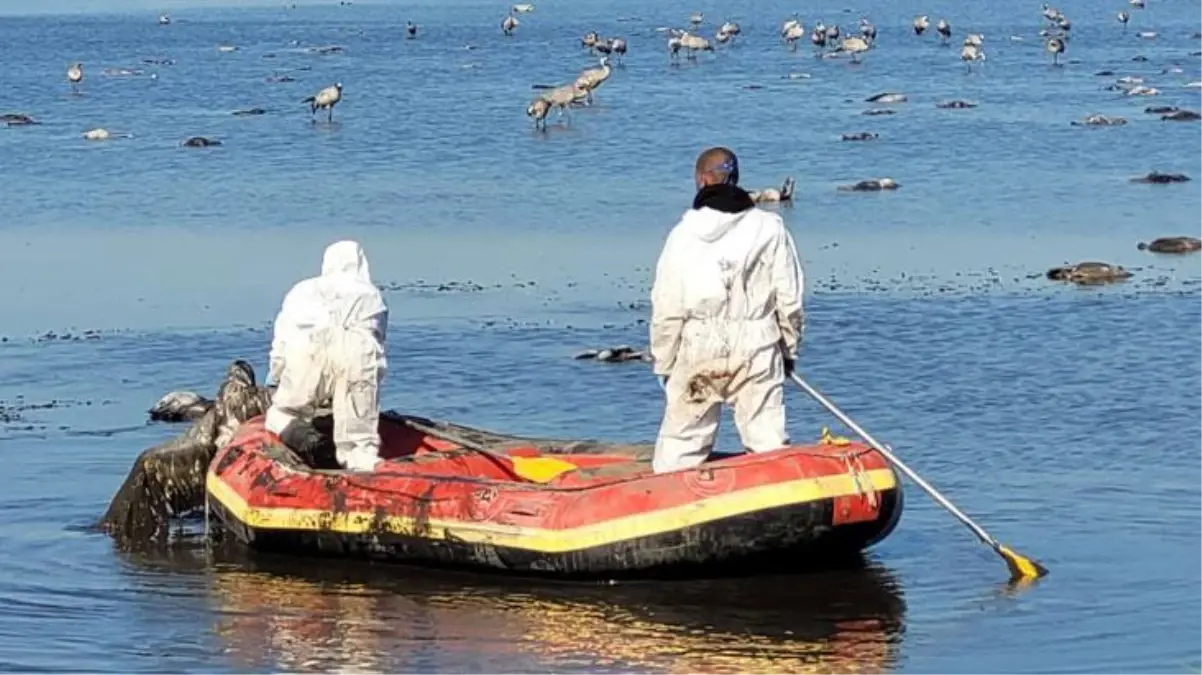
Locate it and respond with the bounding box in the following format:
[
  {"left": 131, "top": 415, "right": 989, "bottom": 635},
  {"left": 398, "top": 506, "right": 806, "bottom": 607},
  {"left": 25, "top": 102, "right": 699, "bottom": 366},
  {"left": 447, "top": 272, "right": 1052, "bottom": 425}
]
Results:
[
  {"left": 265, "top": 240, "right": 389, "bottom": 472},
  {"left": 649, "top": 147, "right": 805, "bottom": 474}
]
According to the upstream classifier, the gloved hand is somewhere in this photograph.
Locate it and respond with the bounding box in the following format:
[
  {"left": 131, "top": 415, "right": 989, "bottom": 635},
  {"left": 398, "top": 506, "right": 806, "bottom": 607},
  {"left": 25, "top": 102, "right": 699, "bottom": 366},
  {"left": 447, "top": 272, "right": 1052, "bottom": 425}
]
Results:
[{"left": 267, "top": 357, "right": 284, "bottom": 387}]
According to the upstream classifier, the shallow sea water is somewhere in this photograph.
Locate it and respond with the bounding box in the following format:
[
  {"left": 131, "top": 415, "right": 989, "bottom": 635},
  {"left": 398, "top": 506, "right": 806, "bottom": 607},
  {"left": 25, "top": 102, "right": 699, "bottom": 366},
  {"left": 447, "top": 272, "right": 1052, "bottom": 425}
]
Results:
[{"left": 0, "top": 0, "right": 1199, "bottom": 672}]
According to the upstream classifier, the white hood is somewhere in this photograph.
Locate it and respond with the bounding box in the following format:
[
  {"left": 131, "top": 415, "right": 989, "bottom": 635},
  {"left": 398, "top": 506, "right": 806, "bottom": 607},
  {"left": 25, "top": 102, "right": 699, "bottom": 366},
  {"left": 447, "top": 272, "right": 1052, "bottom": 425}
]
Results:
[
  {"left": 320, "top": 240, "right": 372, "bottom": 283},
  {"left": 678, "top": 206, "right": 751, "bottom": 243}
]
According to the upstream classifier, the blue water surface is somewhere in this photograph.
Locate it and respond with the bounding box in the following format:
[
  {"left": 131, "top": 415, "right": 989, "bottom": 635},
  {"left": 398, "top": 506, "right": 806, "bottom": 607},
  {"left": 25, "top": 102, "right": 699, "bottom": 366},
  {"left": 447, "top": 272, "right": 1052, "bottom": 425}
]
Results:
[{"left": 0, "top": 0, "right": 1199, "bottom": 672}]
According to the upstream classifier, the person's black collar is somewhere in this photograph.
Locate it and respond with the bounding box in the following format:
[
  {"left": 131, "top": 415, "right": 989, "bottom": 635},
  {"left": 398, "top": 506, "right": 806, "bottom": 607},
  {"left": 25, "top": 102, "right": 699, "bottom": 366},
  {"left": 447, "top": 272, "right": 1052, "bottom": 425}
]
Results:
[{"left": 693, "top": 183, "right": 754, "bottom": 213}]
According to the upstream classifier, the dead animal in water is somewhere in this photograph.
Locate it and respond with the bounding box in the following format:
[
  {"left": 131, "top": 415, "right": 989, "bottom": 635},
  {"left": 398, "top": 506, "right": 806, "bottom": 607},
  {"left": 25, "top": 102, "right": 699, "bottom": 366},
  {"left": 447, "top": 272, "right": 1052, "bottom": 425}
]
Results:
[
  {"left": 1046, "top": 262, "right": 1133, "bottom": 285},
  {"left": 936, "top": 99, "right": 977, "bottom": 109},
  {"left": 573, "top": 346, "right": 650, "bottom": 363},
  {"left": 865, "top": 92, "right": 907, "bottom": 104},
  {"left": 1130, "top": 171, "right": 1190, "bottom": 184},
  {"left": 148, "top": 391, "right": 214, "bottom": 422},
  {"left": 838, "top": 178, "right": 899, "bottom": 192},
  {"left": 182, "top": 136, "right": 221, "bottom": 147},
  {"left": 1071, "top": 114, "right": 1127, "bottom": 126},
  {"left": 3, "top": 113, "right": 40, "bottom": 126},
  {"left": 1137, "top": 237, "right": 1202, "bottom": 253},
  {"left": 1161, "top": 109, "right": 1200, "bottom": 121},
  {"left": 749, "top": 176, "right": 795, "bottom": 204},
  {"left": 841, "top": 131, "right": 879, "bottom": 141},
  {"left": 98, "top": 360, "right": 273, "bottom": 547}
]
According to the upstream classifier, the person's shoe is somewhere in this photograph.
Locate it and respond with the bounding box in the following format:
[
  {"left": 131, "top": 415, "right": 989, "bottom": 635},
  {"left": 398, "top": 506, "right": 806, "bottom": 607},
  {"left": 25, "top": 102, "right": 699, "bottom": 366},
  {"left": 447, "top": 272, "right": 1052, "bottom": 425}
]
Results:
[{"left": 343, "top": 457, "right": 381, "bottom": 473}]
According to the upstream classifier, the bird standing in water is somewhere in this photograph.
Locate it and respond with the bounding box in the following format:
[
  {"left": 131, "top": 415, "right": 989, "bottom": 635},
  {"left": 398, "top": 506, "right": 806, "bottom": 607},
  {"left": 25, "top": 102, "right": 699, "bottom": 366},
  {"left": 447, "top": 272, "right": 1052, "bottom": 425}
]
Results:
[
  {"left": 936, "top": 19, "right": 951, "bottom": 45},
  {"left": 1046, "top": 36, "right": 1066, "bottom": 65},
  {"left": 406, "top": 21, "right": 418, "bottom": 38},
  {"left": 66, "top": 62, "right": 83, "bottom": 94},
  {"left": 303, "top": 82, "right": 343, "bottom": 122}
]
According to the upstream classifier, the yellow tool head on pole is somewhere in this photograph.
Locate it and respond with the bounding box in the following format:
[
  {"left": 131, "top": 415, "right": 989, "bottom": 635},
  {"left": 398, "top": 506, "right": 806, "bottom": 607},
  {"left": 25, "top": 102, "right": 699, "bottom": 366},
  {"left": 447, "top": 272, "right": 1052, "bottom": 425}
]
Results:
[{"left": 999, "top": 544, "right": 1050, "bottom": 583}]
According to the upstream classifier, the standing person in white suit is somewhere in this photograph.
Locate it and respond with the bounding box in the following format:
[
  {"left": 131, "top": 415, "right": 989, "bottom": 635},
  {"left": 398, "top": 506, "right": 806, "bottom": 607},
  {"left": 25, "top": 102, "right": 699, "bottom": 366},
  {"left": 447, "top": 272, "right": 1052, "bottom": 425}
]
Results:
[
  {"left": 649, "top": 147, "right": 805, "bottom": 474},
  {"left": 265, "top": 240, "right": 389, "bottom": 472}
]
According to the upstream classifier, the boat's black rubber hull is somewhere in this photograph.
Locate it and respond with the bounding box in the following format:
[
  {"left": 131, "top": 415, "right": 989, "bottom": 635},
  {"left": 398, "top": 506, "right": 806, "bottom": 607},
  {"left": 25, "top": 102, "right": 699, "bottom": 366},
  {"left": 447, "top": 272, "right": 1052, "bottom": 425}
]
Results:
[{"left": 208, "top": 485, "right": 903, "bottom": 579}]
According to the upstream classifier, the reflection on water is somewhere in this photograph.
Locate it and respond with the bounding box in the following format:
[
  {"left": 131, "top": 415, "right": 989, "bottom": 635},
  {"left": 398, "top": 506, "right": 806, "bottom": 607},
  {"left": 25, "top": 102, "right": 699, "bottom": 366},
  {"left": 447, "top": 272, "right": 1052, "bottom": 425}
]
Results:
[{"left": 125, "top": 544, "right": 905, "bottom": 674}]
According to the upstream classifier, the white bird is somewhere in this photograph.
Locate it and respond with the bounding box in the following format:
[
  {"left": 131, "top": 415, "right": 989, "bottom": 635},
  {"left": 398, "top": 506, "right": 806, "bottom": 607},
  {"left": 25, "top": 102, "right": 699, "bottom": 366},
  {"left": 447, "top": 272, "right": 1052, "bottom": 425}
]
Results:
[
  {"left": 609, "top": 37, "right": 627, "bottom": 64},
  {"left": 688, "top": 11, "right": 703, "bottom": 26},
  {"left": 840, "top": 36, "right": 870, "bottom": 62},
  {"left": 716, "top": 30, "right": 732, "bottom": 44},
  {"left": 574, "top": 56, "right": 612, "bottom": 102},
  {"left": 526, "top": 97, "right": 550, "bottom": 130},
  {"left": 1117, "top": 11, "right": 1130, "bottom": 30},
  {"left": 913, "top": 15, "right": 929, "bottom": 36},
  {"left": 302, "top": 82, "right": 343, "bottom": 122},
  {"left": 1045, "top": 36, "right": 1065, "bottom": 65},
  {"left": 502, "top": 14, "right": 519, "bottom": 36},
  {"left": 582, "top": 31, "right": 600, "bottom": 50},
  {"left": 719, "top": 21, "right": 740, "bottom": 39},
  {"left": 158, "top": 14, "right": 171, "bottom": 25},
  {"left": 543, "top": 84, "right": 586, "bottom": 123},
  {"left": 859, "top": 18, "right": 877, "bottom": 44},
  {"left": 936, "top": 19, "right": 951, "bottom": 44},
  {"left": 963, "top": 33, "right": 984, "bottom": 47},
  {"left": 810, "top": 27, "right": 827, "bottom": 50},
  {"left": 961, "top": 43, "right": 985, "bottom": 72},
  {"left": 783, "top": 23, "right": 805, "bottom": 49},
  {"left": 679, "top": 32, "right": 714, "bottom": 59},
  {"left": 1129, "top": 0, "right": 1145, "bottom": 8},
  {"left": 1041, "top": 4, "right": 1062, "bottom": 23},
  {"left": 512, "top": 3, "right": 534, "bottom": 13},
  {"left": 781, "top": 17, "right": 802, "bottom": 38},
  {"left": 66, "top": 62, "right": 83, "bottom": 93}
]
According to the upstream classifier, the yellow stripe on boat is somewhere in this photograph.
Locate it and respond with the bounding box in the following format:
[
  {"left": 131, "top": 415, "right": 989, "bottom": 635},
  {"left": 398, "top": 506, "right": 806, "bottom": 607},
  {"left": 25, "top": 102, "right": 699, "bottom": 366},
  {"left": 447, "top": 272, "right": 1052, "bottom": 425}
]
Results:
[{"left": 207, "top": 468, "right": 897, "bottom": 554}]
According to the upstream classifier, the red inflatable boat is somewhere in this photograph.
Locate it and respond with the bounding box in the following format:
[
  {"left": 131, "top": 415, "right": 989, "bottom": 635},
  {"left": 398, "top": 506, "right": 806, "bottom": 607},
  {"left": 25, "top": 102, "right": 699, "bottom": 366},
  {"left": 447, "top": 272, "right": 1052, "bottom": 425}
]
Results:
[{"left": 205, "top": 413, "right": 902, "bottom": 578}]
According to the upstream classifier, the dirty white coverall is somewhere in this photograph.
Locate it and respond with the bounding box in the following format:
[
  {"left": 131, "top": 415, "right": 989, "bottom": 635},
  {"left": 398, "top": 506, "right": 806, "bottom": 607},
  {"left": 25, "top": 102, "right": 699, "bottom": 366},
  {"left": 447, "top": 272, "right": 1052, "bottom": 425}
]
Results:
[
  {"left": 649, "top": 201, "right": 804, "bottom": 474},
  {"left": 264, "top": 241, "right": 389, "bottom": 472}
]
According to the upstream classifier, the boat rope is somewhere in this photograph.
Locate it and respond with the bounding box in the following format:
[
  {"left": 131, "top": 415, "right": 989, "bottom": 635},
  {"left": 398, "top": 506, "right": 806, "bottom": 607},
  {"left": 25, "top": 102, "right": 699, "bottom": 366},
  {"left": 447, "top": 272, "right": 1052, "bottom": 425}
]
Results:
[{"left": 840, "top": 451, "right": 879, "bottom": 508}]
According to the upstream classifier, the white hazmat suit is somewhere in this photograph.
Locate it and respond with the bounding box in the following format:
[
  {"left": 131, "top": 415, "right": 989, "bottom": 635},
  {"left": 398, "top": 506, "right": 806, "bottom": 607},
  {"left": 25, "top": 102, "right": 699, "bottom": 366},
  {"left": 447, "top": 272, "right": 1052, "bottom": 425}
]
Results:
[
  {"left": 265, "top": 241, "right": 389, "bottom": 472},
  {"left": 649, "top": 190, "right": 804, "bottom": 474}
]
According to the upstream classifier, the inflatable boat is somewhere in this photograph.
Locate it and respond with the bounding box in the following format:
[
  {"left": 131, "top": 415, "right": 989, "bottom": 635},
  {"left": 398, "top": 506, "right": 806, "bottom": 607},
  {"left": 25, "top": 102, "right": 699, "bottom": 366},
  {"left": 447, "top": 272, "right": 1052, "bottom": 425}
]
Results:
[{"left": 205, "top": 412, "right": 903, "bottom": 578}]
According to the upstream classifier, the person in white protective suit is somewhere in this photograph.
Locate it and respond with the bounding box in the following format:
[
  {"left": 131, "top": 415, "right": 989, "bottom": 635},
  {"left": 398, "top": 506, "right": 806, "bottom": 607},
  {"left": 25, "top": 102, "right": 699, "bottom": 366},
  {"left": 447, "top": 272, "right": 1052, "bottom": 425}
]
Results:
[
  {"left": 264, "top": 240, "right": 389, "bottom": 472},
  {"left": 649, "top": 147, "right": 805, "bottom": 474}
]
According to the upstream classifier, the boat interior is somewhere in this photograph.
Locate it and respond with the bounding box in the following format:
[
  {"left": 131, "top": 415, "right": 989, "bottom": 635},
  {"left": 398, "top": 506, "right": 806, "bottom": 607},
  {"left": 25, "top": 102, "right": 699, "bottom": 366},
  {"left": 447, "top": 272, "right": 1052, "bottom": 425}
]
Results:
[
  {"left": 270, "top": 411, "right": 660, "bottom": 485},
  {"left": 258, "top": 411, "right": 865, "bottom": 487}
]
